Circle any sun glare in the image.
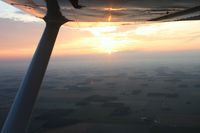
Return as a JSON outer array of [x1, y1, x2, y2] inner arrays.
[[78, 22, 196, 55], [134, 25, 158, 36], [108, 15, 112, 22], [83, 26, 119, 54], [98, 37, 116, 54]]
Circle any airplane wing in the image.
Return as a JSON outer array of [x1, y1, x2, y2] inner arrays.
[[149, 5, 200, 21], [2, 0, 200, 23]]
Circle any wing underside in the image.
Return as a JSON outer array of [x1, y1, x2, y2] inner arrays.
[[2, 0, 200, 22]]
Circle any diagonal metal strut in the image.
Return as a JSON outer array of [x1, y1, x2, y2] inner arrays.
[[1, 1, 68, 133]]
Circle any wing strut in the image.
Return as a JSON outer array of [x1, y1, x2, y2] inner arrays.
[[1, 0, 68, 133]]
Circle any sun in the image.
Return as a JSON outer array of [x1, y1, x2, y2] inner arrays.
[[83, 26, 118, 54], [98, 37, 116, 54]]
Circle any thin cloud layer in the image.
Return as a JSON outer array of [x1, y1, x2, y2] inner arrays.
[[0, 1, 41, 22]]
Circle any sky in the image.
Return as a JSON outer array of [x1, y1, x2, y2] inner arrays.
[[1, 1, 200, 60]]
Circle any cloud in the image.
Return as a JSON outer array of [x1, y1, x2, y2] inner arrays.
[[0, 1, 41, 22], [0, 11, 42, 22]]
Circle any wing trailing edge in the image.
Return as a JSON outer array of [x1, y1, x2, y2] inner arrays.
[[149, 5, 200, 21]]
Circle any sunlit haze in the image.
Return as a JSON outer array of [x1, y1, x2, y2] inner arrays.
[[1, 1, 200, 59]]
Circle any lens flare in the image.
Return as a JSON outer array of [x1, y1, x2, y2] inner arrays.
[[108, 15, 112, 22]]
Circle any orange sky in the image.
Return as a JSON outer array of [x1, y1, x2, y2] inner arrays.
[[1, 20, 200, 59], [1, 1, 200, 59]]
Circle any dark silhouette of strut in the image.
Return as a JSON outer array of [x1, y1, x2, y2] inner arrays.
[[1, 0, 68, 133]]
